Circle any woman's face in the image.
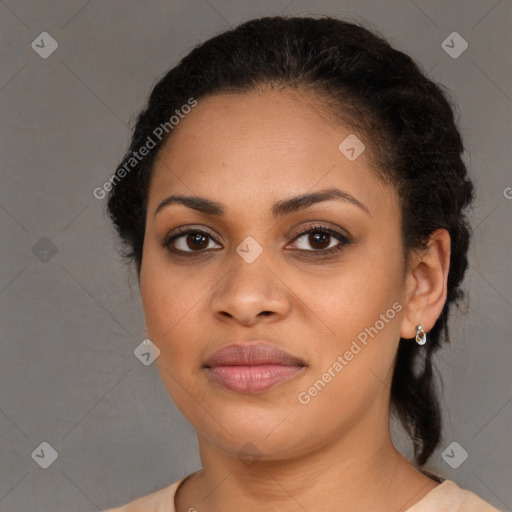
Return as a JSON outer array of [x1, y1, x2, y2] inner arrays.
[[140, 88, 413, 462]]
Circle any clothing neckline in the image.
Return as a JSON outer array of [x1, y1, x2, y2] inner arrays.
[[419, 467, 446, 483], [404, 479, 454, 511], [173, 469, 201, 509], [172, 469, 449, 511]]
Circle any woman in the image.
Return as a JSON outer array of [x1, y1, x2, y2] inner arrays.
[[105, 15, 499, 512]]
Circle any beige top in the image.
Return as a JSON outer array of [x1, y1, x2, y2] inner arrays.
[[105, 473, 501, 511]]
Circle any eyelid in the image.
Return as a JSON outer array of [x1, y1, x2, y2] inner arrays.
[[289, 222, 351, 242], [286, 224, 351, 252], [161, 225, 221, 250], [161, 223, 351, 255]]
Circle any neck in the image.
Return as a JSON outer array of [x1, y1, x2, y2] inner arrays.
[[175, 415, 439, 512]]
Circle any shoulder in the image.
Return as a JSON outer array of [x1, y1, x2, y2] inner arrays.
[[407, 479, 501, 512], [104, 478, 183, 512], [456, 483, 502, 512]]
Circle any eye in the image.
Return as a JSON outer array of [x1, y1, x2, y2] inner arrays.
[[162, 224, 351, 256], [288, 224, 350, 255], [162, 226, 222, 253]]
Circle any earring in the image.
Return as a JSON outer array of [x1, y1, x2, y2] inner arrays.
[[415, 324, 427, 345]]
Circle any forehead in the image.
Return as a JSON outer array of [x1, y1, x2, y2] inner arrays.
[[148, 89, 396, 219]]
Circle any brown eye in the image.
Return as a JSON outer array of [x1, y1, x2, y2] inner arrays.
[[289, 225, 350, 254], [162, 228, 222, 254], [185, 232, 209, 250], [307, 231, 331, 250]]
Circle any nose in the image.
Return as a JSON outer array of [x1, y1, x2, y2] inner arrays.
[[210, 249, 291, 326]]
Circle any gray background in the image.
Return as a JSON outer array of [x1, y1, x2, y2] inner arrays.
[[0, 0, 511, 510]]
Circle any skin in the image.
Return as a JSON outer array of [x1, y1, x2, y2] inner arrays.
[[139, 87, 451, 512]]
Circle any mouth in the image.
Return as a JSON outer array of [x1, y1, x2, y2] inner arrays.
[[203, 342, 306, 394]]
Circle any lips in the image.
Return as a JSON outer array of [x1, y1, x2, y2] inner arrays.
[[203, 342, 306, 394], [203, 342, 305, 367]]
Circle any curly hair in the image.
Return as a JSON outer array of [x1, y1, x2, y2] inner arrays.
[[106, 15, 474, 466]]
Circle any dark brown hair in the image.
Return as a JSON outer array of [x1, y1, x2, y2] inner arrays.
[[106, 15, 474, 465]]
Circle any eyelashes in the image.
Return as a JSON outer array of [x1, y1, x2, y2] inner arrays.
[[290, 224, 351, 254], [161, 224, 351, 258], [162, 227, 219, 254]]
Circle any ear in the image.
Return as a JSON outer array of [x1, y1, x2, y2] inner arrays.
[[399, 228, 451, 340]]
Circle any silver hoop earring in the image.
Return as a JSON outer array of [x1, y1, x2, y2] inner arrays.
[[415, 324, 427, 345]]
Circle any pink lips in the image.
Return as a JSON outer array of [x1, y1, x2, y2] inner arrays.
[[203, 342, 306, 394]]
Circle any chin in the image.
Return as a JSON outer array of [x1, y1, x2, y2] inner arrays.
[[194, 412, 308, 458]]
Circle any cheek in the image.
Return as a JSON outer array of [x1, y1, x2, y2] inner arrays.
[[302, 244, 404, 397], [297, 276, 402, 429], [139, 251, 215, 375], [308, 248, 403, 338], [140, 263, 206, 411], [140, 257, 185, 351], [141, 248, 198, 330]]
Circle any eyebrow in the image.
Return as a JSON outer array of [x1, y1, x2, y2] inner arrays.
[[153, 187, 370, 219]]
